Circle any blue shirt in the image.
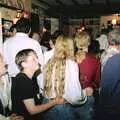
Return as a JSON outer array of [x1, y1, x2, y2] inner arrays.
[[100, 54, 120, 113]]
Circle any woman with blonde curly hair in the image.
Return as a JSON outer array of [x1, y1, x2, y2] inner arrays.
[[75, 31, 101, 120], [43, 35, 86, 120]]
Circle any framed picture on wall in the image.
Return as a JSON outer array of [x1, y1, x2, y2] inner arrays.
[[2, 0, 24, 9], [2, 18, 13, 41], [16, 0, 24, 10], [0, 0, 7, 4]]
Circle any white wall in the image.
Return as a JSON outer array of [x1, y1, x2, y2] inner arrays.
[[0, 7, 16, 21]]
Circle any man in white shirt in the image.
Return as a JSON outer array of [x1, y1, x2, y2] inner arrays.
[[96, 29, 109, 51], [3, 17, 44, 80]]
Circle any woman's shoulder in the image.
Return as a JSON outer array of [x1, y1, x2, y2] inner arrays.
[[66, 58, 78, 67]]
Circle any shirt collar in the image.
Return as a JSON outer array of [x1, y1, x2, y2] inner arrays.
[[15, 32, 29, 37]]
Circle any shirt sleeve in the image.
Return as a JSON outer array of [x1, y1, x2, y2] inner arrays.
[[34, 41, 44, 66], [64, 59, 87, 105]]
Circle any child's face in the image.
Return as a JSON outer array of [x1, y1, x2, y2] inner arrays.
[[24, 52, 40, 72], [0, 57, 7, 77]]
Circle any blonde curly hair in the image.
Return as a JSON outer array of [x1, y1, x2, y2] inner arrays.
[[75, 31, 90, 53], [44, 35, 74, 97]]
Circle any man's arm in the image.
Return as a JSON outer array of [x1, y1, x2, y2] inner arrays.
[[23, 97, 64, 115]]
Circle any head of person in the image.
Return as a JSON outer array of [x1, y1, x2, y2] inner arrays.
[[65, 36, 75, 58], [15, 49, 40, 75], [44, 35, 74, 97], [15, 17, 31, 34], [0, 54, 7, 78], [88, 40, 100, 54], [108, 28, 120, 46], [49, 30, 63, 49], [54, 35, 75, 59], [8, 24, 16, 37], [74, 31, 91, 53], [100, 29, 108, 35]]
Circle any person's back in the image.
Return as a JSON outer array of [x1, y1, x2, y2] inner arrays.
[[3, 18, 43, 77], [99, 54, 120, 120], [100, 28, 120, 72]]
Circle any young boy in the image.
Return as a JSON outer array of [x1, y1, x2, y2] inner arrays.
[[11, 49, 64, 120]]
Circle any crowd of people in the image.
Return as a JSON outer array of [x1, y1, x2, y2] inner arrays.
[[0, 17, 120, 120]]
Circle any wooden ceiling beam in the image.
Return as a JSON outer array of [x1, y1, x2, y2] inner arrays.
[[89, 0, 93, 5], [38, 0, 51, 7], [106, 0, 110, 6], [55, 0, 66, 6], [71, 0, 80, 6]]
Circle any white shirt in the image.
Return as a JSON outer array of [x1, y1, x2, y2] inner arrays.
[[44, 48, 54, 65], [96, 34, 109, 50], [44, 59, 87, 105], [3, 33, 44, 77]]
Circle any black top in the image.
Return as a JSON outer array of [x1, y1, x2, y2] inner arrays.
[[11, 73, 42, 119]]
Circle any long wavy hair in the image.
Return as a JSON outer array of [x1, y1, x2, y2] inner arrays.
[[44, 35, 74, 97]]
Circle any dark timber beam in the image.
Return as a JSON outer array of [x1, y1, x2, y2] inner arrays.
[[38, 0, 51, 7], [55, 0, 66, 7], [106, 0, 110, 7], [0, 3, 21, 10], [71, 0, 80, 6], [89, 0, 93, 5]]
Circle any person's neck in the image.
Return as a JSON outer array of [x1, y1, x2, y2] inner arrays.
[[22, 69, 34, 79]]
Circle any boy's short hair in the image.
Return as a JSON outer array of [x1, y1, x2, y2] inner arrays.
[[15, 49, 36, 71]]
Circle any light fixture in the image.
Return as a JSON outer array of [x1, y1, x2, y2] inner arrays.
[[16, 10, 23, 18], [112, 19, 117, 25], [13, 10, 23, 24]]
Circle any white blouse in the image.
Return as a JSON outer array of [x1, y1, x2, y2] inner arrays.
[[44, 59, 87, 105]]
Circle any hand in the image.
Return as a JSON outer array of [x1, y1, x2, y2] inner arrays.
[[85, 87, 93, 96], [10, 114, 24, 120], [50, 97, 64, 105], [55, 97, 64, 104]]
